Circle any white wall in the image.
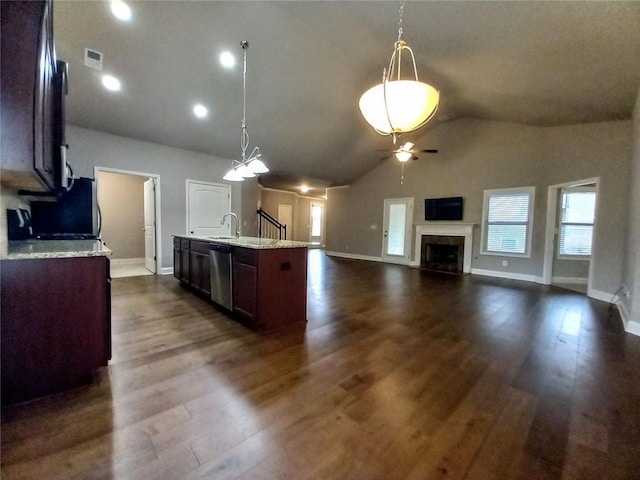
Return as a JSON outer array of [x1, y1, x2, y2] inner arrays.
[[66, 126, 249, 271], [621, 88, 640, 332], [326, 118, 633, 298]]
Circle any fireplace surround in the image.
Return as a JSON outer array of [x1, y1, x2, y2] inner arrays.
[[413, 223, 474, 273], [422, 235, 465, 273]]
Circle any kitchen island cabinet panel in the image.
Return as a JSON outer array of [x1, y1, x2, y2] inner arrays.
[[257, 247, 307, 332], [233, 261, 258, 321], [0, 255, 111, 405], [233, 246, 307, 333]]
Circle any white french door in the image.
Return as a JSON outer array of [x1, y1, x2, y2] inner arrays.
[[382, 198, 413, 265], [186, 180, 231, 237]]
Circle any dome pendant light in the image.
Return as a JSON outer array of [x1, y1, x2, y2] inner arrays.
[[223, 41, 269, 182], [359, 2, 439, 142]]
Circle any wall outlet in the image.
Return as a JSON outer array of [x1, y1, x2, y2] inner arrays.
[[371, 224, 377, 230], [502, 260, 508, 267]]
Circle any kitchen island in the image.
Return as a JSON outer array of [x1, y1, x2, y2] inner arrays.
[[173, 235, 309, 333], [1, 240, 112, 404]]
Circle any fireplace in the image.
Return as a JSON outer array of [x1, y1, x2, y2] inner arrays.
[[421, 235, 464, 274], [413, 223, 475, 273]]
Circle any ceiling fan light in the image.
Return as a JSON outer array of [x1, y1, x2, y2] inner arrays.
[[395, 150, 413, 162], [359, 80, 439, 135], [223, 168, 245, 182], [401, 141, 415, 150], [247, 158, 269, 174]]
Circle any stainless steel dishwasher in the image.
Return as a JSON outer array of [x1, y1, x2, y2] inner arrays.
[[209, 244, 233, 310]]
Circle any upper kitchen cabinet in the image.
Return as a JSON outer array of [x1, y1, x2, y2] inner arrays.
[[1, 0, 68, 193]]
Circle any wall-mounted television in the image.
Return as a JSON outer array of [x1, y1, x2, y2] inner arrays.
[[425, 196, 463, 221]]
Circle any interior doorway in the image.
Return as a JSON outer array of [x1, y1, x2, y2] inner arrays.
[[543, 177, 599, 295], [382, 197, 413, 265], [95, 167, 161, 278]]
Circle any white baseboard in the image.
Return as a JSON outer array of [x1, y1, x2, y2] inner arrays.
[[626, 320, 640, 336], [160, 267, 174, 275], [110, 257, 145, 266], [586, 287, 613, 303], [552, 276, 588, 285], [470, 268, 544, 284], [325, 251, 384, 263], [615, 300, 640, 336]]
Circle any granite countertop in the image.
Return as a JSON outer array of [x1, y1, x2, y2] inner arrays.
[[2, 239, 112, 260], [177, 235, 310, 250]]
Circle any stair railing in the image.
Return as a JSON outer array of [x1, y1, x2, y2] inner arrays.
[[257, 208, 287, 240]]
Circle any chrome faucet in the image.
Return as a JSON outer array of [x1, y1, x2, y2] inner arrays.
[[221, 213, 240, 238]]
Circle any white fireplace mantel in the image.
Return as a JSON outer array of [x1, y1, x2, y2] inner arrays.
[[413, 222, 475, 273]]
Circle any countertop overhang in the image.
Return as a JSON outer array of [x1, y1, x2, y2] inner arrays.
[[176, 235, 310, 250], [2, 240, 112, 260]]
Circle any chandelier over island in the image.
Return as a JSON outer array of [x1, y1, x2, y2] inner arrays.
[[359, 2, 439, 142], [223, 40, 269, 182]]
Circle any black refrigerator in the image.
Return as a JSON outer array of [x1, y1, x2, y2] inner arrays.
[[31, 177, 100, 239]]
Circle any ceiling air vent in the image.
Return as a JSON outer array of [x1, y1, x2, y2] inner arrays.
[[84, 48, 103, 70]]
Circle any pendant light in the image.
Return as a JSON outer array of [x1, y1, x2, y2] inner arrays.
[[359, 2, 439, 141], [223, 41, 269, 182]]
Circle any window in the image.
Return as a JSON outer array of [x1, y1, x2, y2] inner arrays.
[[482, 186, 535, 257], [558, 188, 596, 257]]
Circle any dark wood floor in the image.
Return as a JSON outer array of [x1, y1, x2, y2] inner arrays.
[[2, 250, 640, 479]]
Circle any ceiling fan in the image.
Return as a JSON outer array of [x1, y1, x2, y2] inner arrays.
[[378, 140, 439, 184], [379, 142, 438, 162]]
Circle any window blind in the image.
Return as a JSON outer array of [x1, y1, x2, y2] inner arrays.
[[485, 191, 531, 254]]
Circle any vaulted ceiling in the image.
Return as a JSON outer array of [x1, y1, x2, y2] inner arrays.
[[53, 1, 640, 195]]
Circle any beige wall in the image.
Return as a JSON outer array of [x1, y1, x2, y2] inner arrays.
[[97, 171, 146, 260], [622, 89, 640, 328], [66, 126, 247, 271], [326, 118, 632, 297]]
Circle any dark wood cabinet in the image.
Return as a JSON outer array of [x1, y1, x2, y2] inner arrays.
[[0, 0, 66, 192], [190, 241, 212, 295], [173, 237, 191, 284], [174, 236, 308, 333], [233, 246, 307, 333], [233, 253, 259, 320], [173, 238, 212, 296], [0, 256, 111, 405]]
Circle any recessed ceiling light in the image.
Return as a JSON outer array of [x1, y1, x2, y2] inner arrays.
[[219, 51, 235, 69], [102, 75, 121, 92], [193, 104, 208, 119], [110, 1, 132, 21], [300, 185, 310, 193]]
